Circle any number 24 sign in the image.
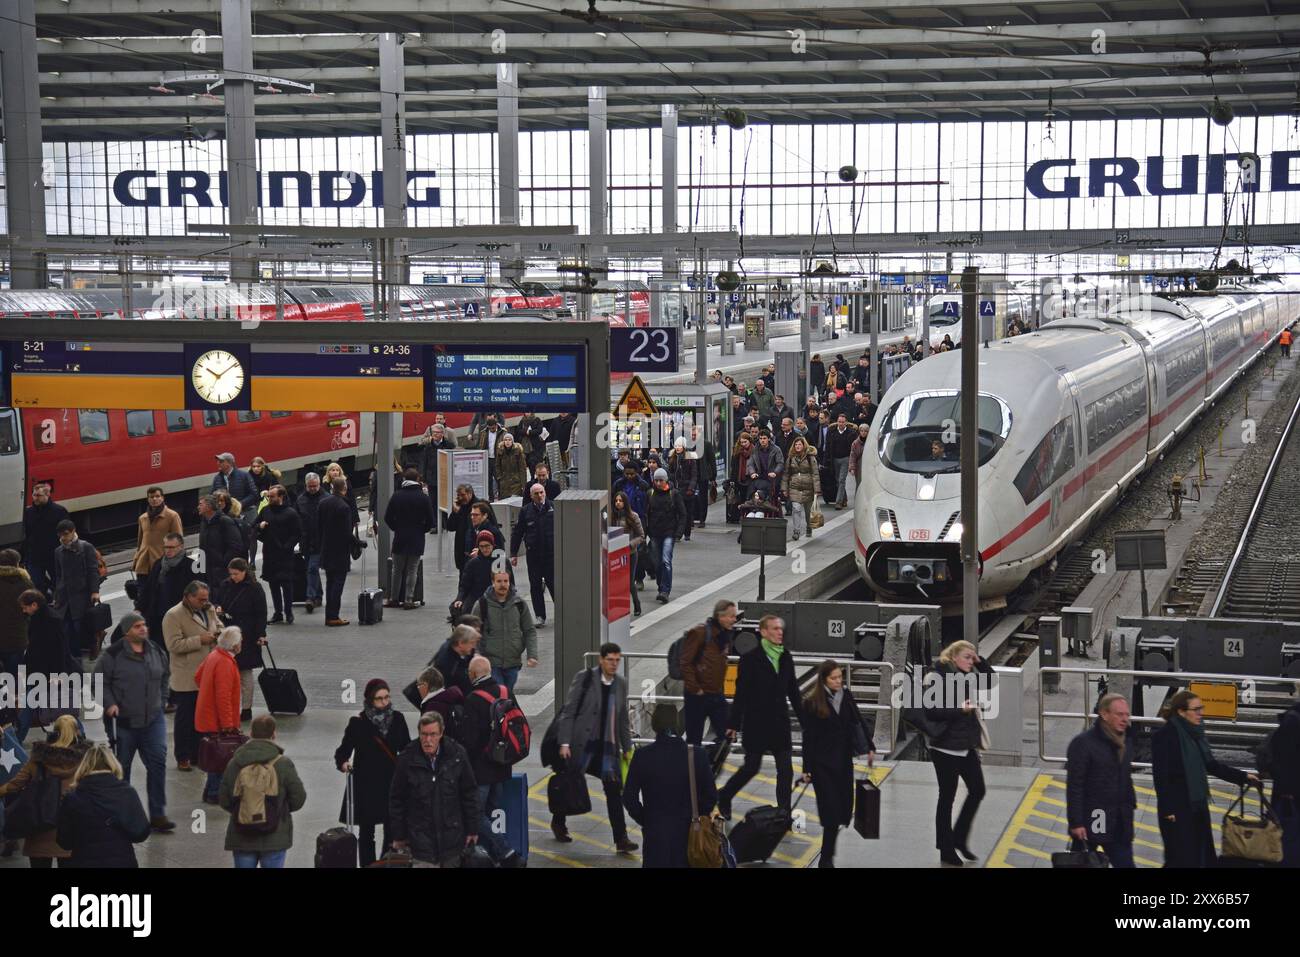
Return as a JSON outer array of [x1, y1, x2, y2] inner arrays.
[[610, 327, 678, 374]]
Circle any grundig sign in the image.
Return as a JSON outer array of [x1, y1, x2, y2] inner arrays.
[[111, 169, 441, 208], [1026, 151, 1300, 199]]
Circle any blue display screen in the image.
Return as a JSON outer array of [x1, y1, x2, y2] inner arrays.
[[427, 344, 586, 412]]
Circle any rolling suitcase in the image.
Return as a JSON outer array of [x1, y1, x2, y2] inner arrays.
[[728, 783, 806, 864], [358, 555, 384, 625], [498, 772, 529, 861], [258, 639, 307, 715], [387, 556, 425, 606], [315, 771, 359, 868]]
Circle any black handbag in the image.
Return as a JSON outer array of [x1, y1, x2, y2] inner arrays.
[[547, 767, 592, 816], [83, 601, 113, 635], [349, 535, 366, 561], [853, 777, 881, 839], [124, 576, 140, 603], [3, 765, 62, 839], [1051, 839, 1110, 869]]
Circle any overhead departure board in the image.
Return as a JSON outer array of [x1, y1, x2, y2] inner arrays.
[[428, 344, 586, 412], [250, 343, 426, 411], [10, 340, 185, 408]]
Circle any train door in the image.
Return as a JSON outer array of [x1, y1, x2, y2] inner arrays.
[[0, 409, 26, 543]]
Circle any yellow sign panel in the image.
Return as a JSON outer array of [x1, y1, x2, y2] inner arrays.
[[251, 377, 424, 412], [1117, 254, 1131, 268], [11, 374, 183, 410], [614, 374, 657, 416], [1188, 682, 1238, 720]]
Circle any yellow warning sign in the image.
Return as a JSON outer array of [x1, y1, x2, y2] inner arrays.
[[1117, 254, 1131, 268], [614, 374, 657, 416], [1188, 682, 1238, 720]]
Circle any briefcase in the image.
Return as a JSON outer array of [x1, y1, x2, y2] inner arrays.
[[197, 731, 248, 775], [547, 767, 592, 816], [853, 777, 881, 839], [84, 601, 113, 635]]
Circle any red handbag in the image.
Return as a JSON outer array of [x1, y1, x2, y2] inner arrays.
[[198, 732, 248, 774]]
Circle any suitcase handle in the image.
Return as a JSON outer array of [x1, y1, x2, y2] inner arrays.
[[262, 638, 277, 671], [345, 768, 355, 832], [791, 780, 811, 810]]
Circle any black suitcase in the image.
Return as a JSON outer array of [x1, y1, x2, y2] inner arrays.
[[358, 588, 384, 625], [258, 640, 307, 715], [316, 772, 358, 868], [291, 552, 308, 605], [387, 556, 425, 606], [728, 783, 806, 864]]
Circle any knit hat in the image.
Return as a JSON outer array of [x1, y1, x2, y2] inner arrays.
[[476, 530, 497, 545], [119, 611, 145, 634], [363, 678, 390, 704], [653, 468, 668, 483]]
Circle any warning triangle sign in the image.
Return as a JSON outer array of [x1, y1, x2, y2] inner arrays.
[[615, 375, 657, 416]]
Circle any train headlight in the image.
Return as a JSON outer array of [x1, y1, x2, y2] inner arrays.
[[945, 522, 963, 543], [918, 482, 935, 501], [875, 508, 894, 540]]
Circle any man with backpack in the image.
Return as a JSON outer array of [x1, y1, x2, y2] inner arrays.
[[460, 657, 527, 868], [677, 600, 739, 748], [477, 571, 538, 695], [550, 644, 637, 854], [218, 714, 307, 868]]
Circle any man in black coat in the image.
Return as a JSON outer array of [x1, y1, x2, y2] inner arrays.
[[433, 624, 482, 696], [509, 484, 556, 626], [458, 501, 503, 570], [256, 485, 302, 625], [717, 615, 802, 819], [826, 413, 857, 509], [384, 468, 435, 609], [139, 532, 195, 656], [459, 657, 525, 866], [644, 469, 689, 605], [197, 495, 244, 586], [294, 473, 325, 613], [52, 519, 101, 661], [1271, 697, 1300, 867], [318, 477, 356, 626], [1066, 693, 1137, 868], [389, 712, 480, 868], [210, 452, 260, 512], [416, 422, 457, 530], [623, 704, 716, 869], [22, 482, 69, 598], [531, 462, 563, 501]]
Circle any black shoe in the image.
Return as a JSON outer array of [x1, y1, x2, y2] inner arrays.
[[698, 521, 707, 528], [634, 608, 642, 617], [268, 614, 285, 624], [151, 817, 177, 833], [500, 852, 527, 868], [285, 616, 294, 625], [956, 844, 979, 862], [939, 850, 964, 867], [615, 838, 639, 854], [240, 708, 252, 721], [717, 794, 732, 821], [656, 594, 669, 604], [551, 818, 572, 843]]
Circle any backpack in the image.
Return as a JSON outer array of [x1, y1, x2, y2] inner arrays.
[[233, 755, 285, 833], [667, 627, 709, 682], [473, 687, 531, 766], [443, 701, 468, 743]]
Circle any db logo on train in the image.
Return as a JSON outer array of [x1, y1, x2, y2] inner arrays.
[[908, 529, 931, 541]]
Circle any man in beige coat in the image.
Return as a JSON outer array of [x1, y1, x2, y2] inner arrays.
[[132, 487, 184, 577], [163, 580, 220, 771]]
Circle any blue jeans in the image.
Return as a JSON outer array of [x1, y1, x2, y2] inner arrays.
[[492, 666, 520, 696], [305, 554, 323, 603], [684, 692, 730, 746], [204, 771, 221, 801], [477, 782, 513, 862], [61, 612, 84, 660], [233, 850, 287, 869], [115, 710, 168, 819], [651, 536, 675, 596]]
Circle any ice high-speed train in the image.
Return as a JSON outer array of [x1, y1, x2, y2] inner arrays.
[[855, 277, 1300, 609]]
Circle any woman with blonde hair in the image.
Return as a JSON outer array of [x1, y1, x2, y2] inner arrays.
[[0, 715, 88, 867], [55, 744, 152, 868], [324, 461, 360, 525], [924, 639, 995, 866]]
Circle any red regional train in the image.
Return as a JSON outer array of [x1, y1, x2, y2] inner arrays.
[[0, 282, 568, 543]]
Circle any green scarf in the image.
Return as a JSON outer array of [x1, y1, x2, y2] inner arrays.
[[1172, 714, 1212, 806], [760, 638, 783, 673]]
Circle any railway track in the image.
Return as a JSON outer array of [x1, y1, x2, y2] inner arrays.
[[1209, 388, 1300, 619]]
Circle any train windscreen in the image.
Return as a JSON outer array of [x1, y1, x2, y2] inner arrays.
[[876, 390, 1012, 475]]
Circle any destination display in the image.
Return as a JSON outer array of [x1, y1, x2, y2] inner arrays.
[[250, 343, 426, 411], [11, 340, 185, 408], [428, 345, 586, 412]]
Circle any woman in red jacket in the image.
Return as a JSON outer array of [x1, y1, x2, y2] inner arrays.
[[195, 626, 244, 804]]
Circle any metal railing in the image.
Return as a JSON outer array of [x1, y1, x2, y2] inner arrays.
[[580, 650, 897, 754], [1038, 665, 1292, 767]]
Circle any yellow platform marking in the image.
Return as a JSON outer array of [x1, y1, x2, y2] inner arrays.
[[529, 847, 589, 868]]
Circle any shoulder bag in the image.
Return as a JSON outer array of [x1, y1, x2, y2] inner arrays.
[[686, 744, 726, 868], [1220, 784, 1284, 864]]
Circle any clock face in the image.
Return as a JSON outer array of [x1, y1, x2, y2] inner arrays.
[[191, 349, 246, 404]]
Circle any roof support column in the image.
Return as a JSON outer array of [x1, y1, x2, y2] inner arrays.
[[221, 0, 259, 284], [661, 104, 679, 281], [497, 63, 522, 280], [1, 0, 48, 288], [588, 86, 608, 270]]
